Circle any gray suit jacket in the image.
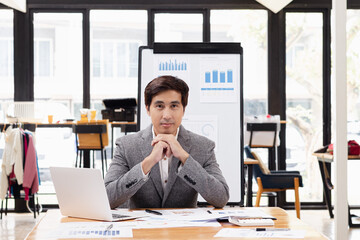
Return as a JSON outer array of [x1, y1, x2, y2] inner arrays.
[[104, 125, 229, 209]]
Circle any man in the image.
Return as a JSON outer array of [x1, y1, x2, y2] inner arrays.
[[105, 75, 229, 209]]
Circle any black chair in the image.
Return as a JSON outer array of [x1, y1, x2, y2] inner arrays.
[[73, 124, 108, 178], [1, 193, 40, 219], [244, 146, 303, 219]]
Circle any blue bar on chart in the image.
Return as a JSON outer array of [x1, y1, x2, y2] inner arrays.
[[220, 72, 226, 83], [204, 69, 234, 84], [205, 72, 211, 83], [212, 70, 218, 83], [227, 70, 233, 83], [158, 59, 187, 71], [182, 62, 186, 70]]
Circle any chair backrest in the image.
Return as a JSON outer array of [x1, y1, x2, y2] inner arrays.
[[251, 151, 271, 175], [246, 122, 277, 148], [244, 146, 270, 179], [73, 122, 108, 149]]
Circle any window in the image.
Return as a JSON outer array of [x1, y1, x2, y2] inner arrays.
[[33, 13, 83, 118], [286, 44, 305, 68], [92, 41, 140, 78], [286, 12, 323, 202], [154, 13, 203, 42], [34, 39, 52, 77], [0, 9, 14, 108], [210, 10, 268, 117], [0, 39, 13, 77], [90, 10, 147, 118]]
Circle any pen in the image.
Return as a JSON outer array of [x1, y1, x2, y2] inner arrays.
[[145, 209, 163, 215], [207, 210, 212, 214], [104, 224, 113, 234], [234, 216, 277, 220], [256, 228, 290, 231]]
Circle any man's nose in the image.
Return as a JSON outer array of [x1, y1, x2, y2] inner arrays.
[[162, 107, 172, 119]]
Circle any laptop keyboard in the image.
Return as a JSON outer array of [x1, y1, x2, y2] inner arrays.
[[112, 214, 130, 219]]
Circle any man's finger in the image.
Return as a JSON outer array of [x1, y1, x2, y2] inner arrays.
[[165, 143, 172, 157]]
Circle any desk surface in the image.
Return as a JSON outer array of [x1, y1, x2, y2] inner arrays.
[[25, 207, 326, 240]]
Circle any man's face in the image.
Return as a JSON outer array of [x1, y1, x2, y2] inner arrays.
[[146, 90, 185, 135]]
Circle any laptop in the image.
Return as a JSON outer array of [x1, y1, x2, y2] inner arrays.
[[50, 166, 143, 221]]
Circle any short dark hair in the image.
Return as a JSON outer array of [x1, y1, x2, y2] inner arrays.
[[144, 75, 189, 109]]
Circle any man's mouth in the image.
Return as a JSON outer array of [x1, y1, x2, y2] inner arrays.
[[160, 122, 174, 128]]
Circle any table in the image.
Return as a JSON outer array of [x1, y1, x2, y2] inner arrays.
[[244, 159, 258, 207], [313, 152, 360, 227], [39, 122, 137, 167], [25, 207, 326, 240], [1, 122, 137, 168]]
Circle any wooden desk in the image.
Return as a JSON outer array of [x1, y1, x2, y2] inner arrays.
[[25, 207, 326, 240], [313, 153, 360, 227], [244, 159, 259, 207]]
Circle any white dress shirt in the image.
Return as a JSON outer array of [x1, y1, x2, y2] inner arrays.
[[141, 127, 180, 190]]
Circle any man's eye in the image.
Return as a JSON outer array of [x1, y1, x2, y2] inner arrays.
[[155, 104, 164, 109], [171, 104, 179, 108]]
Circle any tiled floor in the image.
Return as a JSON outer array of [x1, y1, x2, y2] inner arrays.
[[287, 209, 360, 240], [1, 209, 360, 239], [0, 212, 42, 240]]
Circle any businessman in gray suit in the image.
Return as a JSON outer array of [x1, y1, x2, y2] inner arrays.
[[105, 75, 229, 209]]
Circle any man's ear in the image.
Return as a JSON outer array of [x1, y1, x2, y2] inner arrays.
[[146, 105, 150, 116]]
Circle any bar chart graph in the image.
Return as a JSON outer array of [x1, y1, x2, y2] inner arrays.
[[204, 69, 233, 84], [199, 55, 238, 103], [158, 59, 187, 71]]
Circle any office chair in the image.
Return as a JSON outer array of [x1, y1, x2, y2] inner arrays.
[[73, 122, 109, 178], [244, 146, 303, 219]]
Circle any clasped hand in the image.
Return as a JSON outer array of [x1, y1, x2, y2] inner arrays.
[[142, 134, 189, 174], [151, 134, 189, 164]]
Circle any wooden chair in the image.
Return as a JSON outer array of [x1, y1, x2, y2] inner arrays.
[[244, 146, 303, 219], [73, 121, 109, 178]]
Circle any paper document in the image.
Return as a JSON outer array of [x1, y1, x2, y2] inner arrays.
[[229, 216, 274, 226], [47, 222, 133, 238], [214, 228, 306, 238], [135, 208, 275, 221], [135, 219, 221, 229], [136, 208, 222, 221], [210, 208, 276, 219], [112, 209, 149, 219]]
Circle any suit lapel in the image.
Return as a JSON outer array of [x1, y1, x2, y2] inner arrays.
[[163, 125, 191, 204], [140, 126, 164, 198]]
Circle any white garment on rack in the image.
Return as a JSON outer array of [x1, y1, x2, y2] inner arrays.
[[0, 127, 24, 200]]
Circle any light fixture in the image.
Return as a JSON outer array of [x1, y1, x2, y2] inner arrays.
[[255, 0, 293, 14], [0, 0, 26, 13]]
